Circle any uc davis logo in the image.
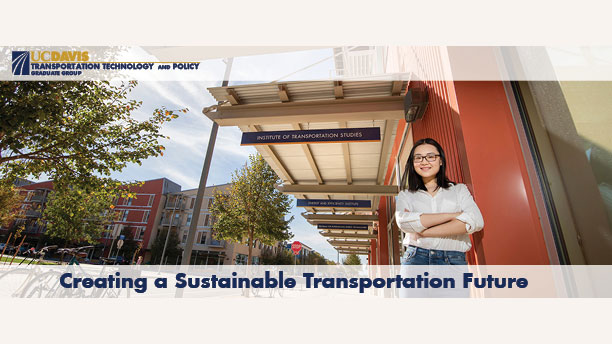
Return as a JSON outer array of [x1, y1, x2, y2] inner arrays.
[[12, 51, 30, 75]]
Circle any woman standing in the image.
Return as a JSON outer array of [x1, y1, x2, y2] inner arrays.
[[396, 138, 484, 266]]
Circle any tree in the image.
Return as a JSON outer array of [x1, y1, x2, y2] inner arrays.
[[343, 254, 362, 265], [0, 179, 25, 228], [42, 181, 118, 244], [0, 81, 185, 187], [305, 251, 328, 265], [150, 228, 182, 264], [210, 154, 293, 265], [260, 246, 294, 265], [0, 80, 185, 243]]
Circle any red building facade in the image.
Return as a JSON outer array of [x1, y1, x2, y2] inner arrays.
[[1, 178, 180, 260]]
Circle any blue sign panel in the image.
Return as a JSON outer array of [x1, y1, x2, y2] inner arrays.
[[241, 127, 381, 146], [317, 223, 369, 230], [297, 199, 371, 208]]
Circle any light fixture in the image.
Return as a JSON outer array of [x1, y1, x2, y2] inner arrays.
[[404, 83, 429, 122]]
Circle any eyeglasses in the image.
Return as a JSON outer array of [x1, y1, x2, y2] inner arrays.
[[413, 153, 440, 163]]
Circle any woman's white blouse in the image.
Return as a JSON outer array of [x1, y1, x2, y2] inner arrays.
[[395, 183, 484, 252]]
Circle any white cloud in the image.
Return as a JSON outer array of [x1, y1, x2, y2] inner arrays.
[[158, 165, 200, 190]]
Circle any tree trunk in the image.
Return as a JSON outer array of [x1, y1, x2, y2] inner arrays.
[[247, 229, 253, 265]]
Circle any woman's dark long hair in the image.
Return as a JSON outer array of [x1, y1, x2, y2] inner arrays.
[[401, 138, 453, 192]]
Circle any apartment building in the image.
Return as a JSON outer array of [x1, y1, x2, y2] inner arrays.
[[100, 178, 181, 259], [1, 180, 54, 243], [0, 178, 181, 259], [152, 184, 285, 265]]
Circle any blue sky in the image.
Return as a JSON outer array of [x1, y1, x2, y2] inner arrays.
[[106, 47, 357, 263]]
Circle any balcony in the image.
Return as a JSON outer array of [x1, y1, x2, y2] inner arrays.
[[209, 239, 225, 248], [161, 218, 181, 226], [164, 199, 185, 210], [24, 224, 45, 234], [191, 238, 225, 249], [30, 194, 47, 203], [25, 209, 42, 217]]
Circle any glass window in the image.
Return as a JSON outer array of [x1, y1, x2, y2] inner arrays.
[[557, 81, 612, 224], [134, 226, 146, 241], [121, 210, 129, 222], [197, 231, 207, 245], [148, 195, 155, 207], [235, 253, 248, 265], [186, 213, 192, 226], [518, 79, 612, 263], [142, 210, 150, 223]]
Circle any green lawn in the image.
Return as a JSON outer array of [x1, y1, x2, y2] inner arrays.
[[0, 255, 59, 265]]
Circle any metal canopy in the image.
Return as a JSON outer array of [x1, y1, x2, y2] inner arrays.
[[320, 232, 377, 239], [277, 184, 398, 197], [328, 240, 372, 247], [338, 250, 371, 255], [208, 96, 404, 126], [207, 80, 408, 107], [302, 213, 378, 223], [205, 80, 406, 257]]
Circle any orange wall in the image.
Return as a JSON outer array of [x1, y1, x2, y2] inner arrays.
[[450, 81, 550, 264]]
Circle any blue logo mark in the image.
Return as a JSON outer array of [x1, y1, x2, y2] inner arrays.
[[12, 51, 30, 75]]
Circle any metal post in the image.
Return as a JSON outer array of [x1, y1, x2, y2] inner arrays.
[[107, 234, 116, 259], [160, 194, 180, 264], [181, 57, 233, 266]]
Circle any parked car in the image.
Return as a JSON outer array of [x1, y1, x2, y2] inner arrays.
[[0, 244, 14, 254], [17, 246, 28, 255]]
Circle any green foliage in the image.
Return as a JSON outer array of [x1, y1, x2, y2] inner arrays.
[[210, 154, 293, 265], [42, 180, 118, 244], [150, 228, 182, 264], [342, 254, 362, 265], [0, 178, 25, 227], [0, 80, 186, 243], [305, 251, 328, 265], [0, 81, 186, 188], [260, 247, 294, 265]]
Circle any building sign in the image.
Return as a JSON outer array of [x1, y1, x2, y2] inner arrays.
[[317, 224, 369, 230], [240, 127, 381, 146], [297, 199, 371, 208]]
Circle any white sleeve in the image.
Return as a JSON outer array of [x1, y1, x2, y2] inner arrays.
[[394, 191, 426, 233], [455, 184, 484, 234]]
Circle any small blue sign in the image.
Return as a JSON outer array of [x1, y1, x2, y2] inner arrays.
[[297, 199, 371, 208], [241, 127, 380, 146], [317, 223, 369, 230], [119, 235, 125, 240]]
